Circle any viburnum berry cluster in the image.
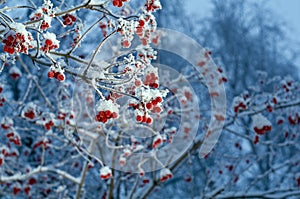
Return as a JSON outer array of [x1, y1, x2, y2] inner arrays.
[[159, 168, 173, 182], [100, 166, 112, 180], [29, 0, 55, 30], [145, 0, 162, 12], [130, 87, 167, 124], [152, 134, 162, 148], [62, 14, 77, 26], [48, 68, 65, 82], [95, 99, 119, 123], [252, 113, 272, 135], [233, 96, 247, 113], [9, 66, 22, 80], [2, 23, 33, 54], [21, 102, 38, 120], [1, 117, 13, 130], [40, 32, 60, 52]]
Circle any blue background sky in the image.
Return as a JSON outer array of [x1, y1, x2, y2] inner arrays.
[[185, 0, 300, 66], [186, 0, 300, 40]]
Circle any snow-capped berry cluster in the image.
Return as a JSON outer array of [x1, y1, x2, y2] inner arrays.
[[136, 45, 157, 64], [95, 99, 119, 123], [1, 117, 13, 130], [41, 32, 60, 52], [144, 71, 159, 88], [100, 166, 112, 180], [6, 131, 22, 146], [131, 87, 167, 124], [112, 0, 130, 7], [117, 18, 138, 48], [287, 113, 300, 125], [159, 168, 173, 182], [145, 0, 162, 13], [233, 96, 247, 113], [252, 113, 272, 135], [62, 14, 77, 26], [29, 0, 55, 31], [152, 134, 162, 148], [2, 23, 33, 54], [21, 103, 38, 120], [9, 66, 22, 80], [48, 68, 65, 82], [135, 13, 158, 45]]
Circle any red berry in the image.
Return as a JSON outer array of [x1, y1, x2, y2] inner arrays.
[[45, 39, 53, 46], [56, 73, 65, 81], [111, 112, 118, 118], [146, 117, 152, 124], [105, 110, 112, 118], [139, 20, 145, 27], [146, 102, 152, 109], [48, 71, 55, 78], [136, 115, 142, 122], [156, 97, 162, 103]]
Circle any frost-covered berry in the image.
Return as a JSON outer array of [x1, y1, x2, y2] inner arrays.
[[95, 99, 119, 123], [152, 134, 162, 148], [252, 113, 272, 135], [41, 32, 60, 52], [21, 102, 38, 120], [1, 117, 13, 130], [100, 166, 112, 180], [2, 23, 33, 55], [233, 96, 247, 113], [145, 0, 162, 12], [62, 14, 77, 26], [159, 168, 173, 182], [9, 66, 22, 80]]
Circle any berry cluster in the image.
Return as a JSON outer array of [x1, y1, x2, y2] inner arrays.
[[1, 117, 13, 130], [144, 72, 159, 88], [136, 114, 153, 124], [9, 66, 22, 80], [233, 96, 247, 113], [23, 110, 36, 120], [2, 25, 33, 54], [48, 69, 65, 82], [100, 166, 112, 180], [21, 103, 38, 120], [6, 131, 22, 146], [159, 168, 173, 182], [112, 0, 129, 7], [41, 39, 59, 52], [62, 14, 77, 26], [41, 32, 60, 52], [152, 134, 162, 148], [145, 0, 162, 12], [145, 96, 163, 113], [95, 110, 118, 123], [252, 114, 272, 135], [44, 120, 54, 130], [288, 114, 300, 125], [95, 100, 119, 123]]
